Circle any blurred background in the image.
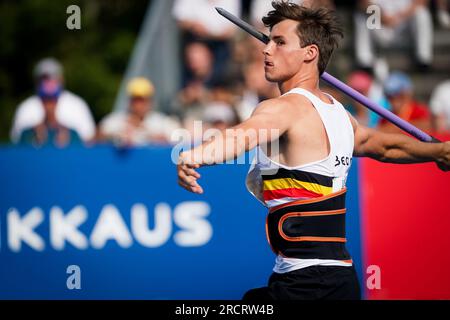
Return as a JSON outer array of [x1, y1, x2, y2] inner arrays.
[[0, 0, 449, 299]]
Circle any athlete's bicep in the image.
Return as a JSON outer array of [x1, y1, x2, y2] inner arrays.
[[233, 99, 294, 147], [348, 112, 388, 158]]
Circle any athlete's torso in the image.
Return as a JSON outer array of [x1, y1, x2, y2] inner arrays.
[[246, 87, 355, 273]]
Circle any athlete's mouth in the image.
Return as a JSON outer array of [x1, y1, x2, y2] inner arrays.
[[264, 61, 274, 68]]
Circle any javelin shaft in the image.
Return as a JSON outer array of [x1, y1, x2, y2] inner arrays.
[[215, 7, 438, 143]]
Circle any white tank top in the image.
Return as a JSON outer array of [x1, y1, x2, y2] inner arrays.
[[246, 87, 355, 273]]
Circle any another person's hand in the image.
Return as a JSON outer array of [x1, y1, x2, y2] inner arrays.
[[177, 151, 204, 194]]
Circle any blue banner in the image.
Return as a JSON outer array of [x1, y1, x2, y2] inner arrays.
[[0, 146, 362, 299]]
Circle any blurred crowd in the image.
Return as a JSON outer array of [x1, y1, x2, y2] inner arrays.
[[10, 0, 450, 148]]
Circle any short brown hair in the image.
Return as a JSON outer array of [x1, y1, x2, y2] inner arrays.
[[262, 1, 343, 75]]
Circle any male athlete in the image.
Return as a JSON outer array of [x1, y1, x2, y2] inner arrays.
[[177, 2, 450, 300]]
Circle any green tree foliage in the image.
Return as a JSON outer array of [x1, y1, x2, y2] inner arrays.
[[0, 0, 150, 143]]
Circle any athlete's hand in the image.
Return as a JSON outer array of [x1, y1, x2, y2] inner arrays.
[[177, 151, 204, 194], [436, 141, 450, 172]]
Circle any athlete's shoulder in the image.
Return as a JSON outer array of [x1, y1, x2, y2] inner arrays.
[[278, 91, 313, 107], [253, 94, 311, 116]]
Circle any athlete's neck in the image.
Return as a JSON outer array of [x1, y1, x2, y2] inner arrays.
[[278, 70, 320, 96], [278, 64, 320, 94], [278, 71, 333, 104]]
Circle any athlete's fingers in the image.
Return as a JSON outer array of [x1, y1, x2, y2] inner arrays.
[[186, 163, 201, 169], [436, 141, 450, 172], [178, 163, 201, 181], [178, 163, 200, 177], [192, 184, 204, 194], [177, 165, 188, 181], [177, 162, 203, 194], [178, 168, 200, 188], [190, 181, 204, 194], [185, 176, 200, 187], [178, 178, 195, 191], [437, 161, 450, 172], [178, 179, 194, 192], [178, 165, 193, 180], [179, 168, 198, 185], [178, 178, 203, 194], [183, 167, 201, 179]]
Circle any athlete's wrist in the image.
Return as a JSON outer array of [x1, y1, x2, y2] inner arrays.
[[178, 150, 205, 167], [435, 141, 450, 165]]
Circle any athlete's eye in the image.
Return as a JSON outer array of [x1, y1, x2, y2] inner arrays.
[[276, 40, 285, 46]]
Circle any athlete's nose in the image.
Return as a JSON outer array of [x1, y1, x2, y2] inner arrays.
[[263, 41, 273, 56]]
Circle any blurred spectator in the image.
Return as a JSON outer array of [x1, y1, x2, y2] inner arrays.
[[18, 79, 82, 147], [202, 77, 239, 136], [235, 60, 279, 121], [429, 80, 450, 132], [98, 77, 180, 146], [174, 42, 215, 125], [347, 70, 391, 128], [173, 0, 240, 40], [182, 42, 215, 88], [379, 71, 431, 132], [203, 102, 237, 131], [178, 72, 239, 139], [436, 0, 450, 28], [354, 0, 433, 72], [11, 57, 96, 144], [172, 0, 241, 81]]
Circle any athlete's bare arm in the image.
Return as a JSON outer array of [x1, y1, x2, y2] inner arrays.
[[177, 96, 298, 194], [349, 113, 450, 171]]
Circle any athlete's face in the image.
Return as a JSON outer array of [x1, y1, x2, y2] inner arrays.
[[263, 19, 310, 82]]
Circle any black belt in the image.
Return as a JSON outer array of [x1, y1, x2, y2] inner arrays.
[[265, 188, 352, 261]]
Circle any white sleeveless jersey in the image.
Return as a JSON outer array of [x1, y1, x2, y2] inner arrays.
[[246, 88, 355, 273]]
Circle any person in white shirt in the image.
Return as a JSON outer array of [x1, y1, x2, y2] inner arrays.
[[354, 0, 433, 71], [173, 0, 241, 87], [99, 77, 180, 146], [172, 0, 241, 40], [10, 57, 96, 143], [430, 80, 450, 132]]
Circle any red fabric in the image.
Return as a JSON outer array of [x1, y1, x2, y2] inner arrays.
[[408, 101, 430, 121], [360, 134, 450, 299], [263, 188, 322, 201], [381, 100, 430, 124]]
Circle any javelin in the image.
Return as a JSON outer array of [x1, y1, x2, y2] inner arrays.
[[215, 7, 439, 143]]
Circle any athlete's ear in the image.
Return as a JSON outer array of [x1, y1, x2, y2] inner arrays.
[[304, 44, 319, 63]]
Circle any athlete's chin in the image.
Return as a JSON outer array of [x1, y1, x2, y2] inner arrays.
[[264, 72, 279, 83]]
